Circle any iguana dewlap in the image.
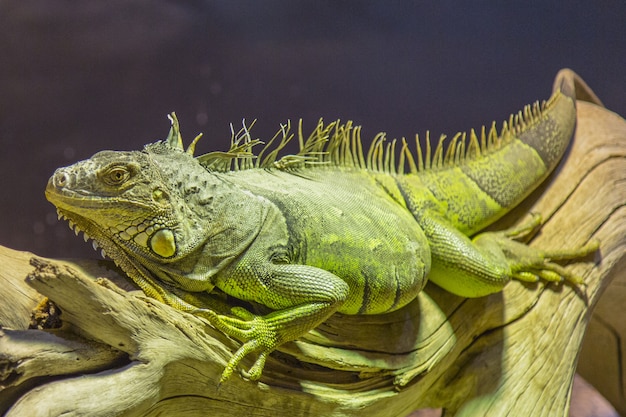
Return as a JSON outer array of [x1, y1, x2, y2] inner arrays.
[[45, 69, 598, 383]]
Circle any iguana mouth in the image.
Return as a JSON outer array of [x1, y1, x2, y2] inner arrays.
[[46, 184, 153, 211]]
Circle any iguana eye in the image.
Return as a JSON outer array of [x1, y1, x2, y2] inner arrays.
[[102, 166, 131, 186]]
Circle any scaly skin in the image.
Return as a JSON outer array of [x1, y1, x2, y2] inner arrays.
[[46, 69, 598, 383]]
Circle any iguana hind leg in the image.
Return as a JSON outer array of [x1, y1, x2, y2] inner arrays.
[[417, 213, 597, 298]]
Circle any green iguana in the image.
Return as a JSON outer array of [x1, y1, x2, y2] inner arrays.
[[45, 69, 598, 383]]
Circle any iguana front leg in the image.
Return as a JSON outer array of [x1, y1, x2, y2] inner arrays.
[[419, 213, 597, 297], [195, 264, 350, 382]]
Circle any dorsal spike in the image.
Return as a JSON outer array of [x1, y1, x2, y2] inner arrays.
[[386, 140, 397, 174], [375, 134, 385, 171], [404, 137, 418, 174], [383, 141, 391, 173], [255, 121, 282, 167], [415, 133, 424, 172], [499, 120, 509, 148], [297, 118, 333, 166], [166, 113, 184, 150], [457, 132, 466, 163], [354, 126, 366, 169], [425, 131, 432, 170], [336, 123, 345, 166], [533, 101, 541, 117], [297, 119, 305, 151], [444, 133, 461, 166], [330, 123, 344, 165], [398, 138, 407, 174], [515, 110, 526, 133], [342, 122, 354, 166], [260, 122, 293, 167], [481, 124, 489, 152], [186, 133, 204, 156], [433, 134, 446, 168], [468, 128, 480, 159]]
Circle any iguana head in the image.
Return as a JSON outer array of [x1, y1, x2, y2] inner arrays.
[[47, 148, 184, 259], [45, 114, 255, 293]]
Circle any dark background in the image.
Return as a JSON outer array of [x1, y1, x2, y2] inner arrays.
[[1, 1, 625, 259]]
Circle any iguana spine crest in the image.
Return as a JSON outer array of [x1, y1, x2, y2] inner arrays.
[[162, 94, 555, 175]]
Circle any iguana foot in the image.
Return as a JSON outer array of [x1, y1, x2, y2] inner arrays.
[[476, 215, 599, 285], [194, 306, 279, 383], [510, 240, 599, 284]]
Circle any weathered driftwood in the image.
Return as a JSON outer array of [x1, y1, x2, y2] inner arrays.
[[1, 98, 625, 417]]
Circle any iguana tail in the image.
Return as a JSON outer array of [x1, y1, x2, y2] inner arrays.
[[395, 69, 601, 235]]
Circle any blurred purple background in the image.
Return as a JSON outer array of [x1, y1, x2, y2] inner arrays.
[[1, 1, 624, 260]]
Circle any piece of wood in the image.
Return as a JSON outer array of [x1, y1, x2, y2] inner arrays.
[[0, 98, 624, 416], [573, 102, 626, 416]]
